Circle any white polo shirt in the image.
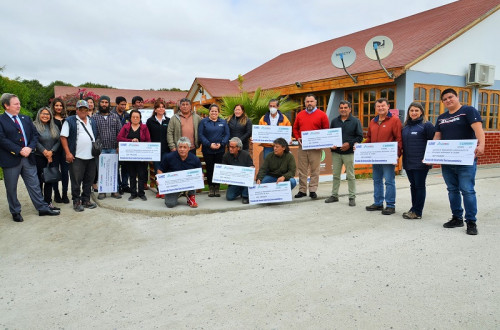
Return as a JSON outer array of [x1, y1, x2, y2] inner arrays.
[[61, 117, 95, 160]]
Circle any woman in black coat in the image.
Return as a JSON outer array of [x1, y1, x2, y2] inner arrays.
[[401, 102, 435, 220], [146, 99, 170, 198], [227, 104, 252, 151]]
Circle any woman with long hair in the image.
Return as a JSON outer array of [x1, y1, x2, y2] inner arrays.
[[50, 98, 70, 203], [147, 99, 170, 198], [227, 104, 252, 151], [34, 107, 61, 209], [401, 102, 435, 219]]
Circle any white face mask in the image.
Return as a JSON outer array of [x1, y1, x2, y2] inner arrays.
[[269, 107, 278, 115]]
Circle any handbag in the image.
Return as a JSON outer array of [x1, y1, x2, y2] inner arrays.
[[79, 120, 102, 157], [42, 163, 61, 183]]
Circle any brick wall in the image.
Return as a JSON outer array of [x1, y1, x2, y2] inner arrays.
[[479, 131, 500, 165]]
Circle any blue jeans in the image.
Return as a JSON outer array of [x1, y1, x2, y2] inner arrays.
[[372, 164, 396, 208], [261, 175, 297, 190], [226, 185, 248, 200], [441, 160, 477, 221], [406, 169, 429, 216]]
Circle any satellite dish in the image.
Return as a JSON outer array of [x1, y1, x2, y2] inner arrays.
[[331, 46, 358, 83], [331, 46, 356, 68], [365, 36, 393, 60], [364, 35, 394, 78]]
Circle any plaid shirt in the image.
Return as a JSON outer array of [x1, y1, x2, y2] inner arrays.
[[93, 112, 123, 149]]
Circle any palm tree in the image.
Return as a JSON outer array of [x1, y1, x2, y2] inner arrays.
[[220, 88, 299, 123]]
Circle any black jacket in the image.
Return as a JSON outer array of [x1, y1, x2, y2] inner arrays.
[[330, 114, 363, 154], [146, 116, 170, 154]]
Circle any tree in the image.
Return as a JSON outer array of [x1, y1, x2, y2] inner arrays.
[[220, 88, 300, 124], [79, 82, 115, 89]]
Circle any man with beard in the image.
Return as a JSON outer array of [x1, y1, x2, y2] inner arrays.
[[111, 96, 130, 194], [292, 94, 329, 199], [92, 95, 123, 199]]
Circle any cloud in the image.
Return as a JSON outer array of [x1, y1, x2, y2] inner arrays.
[[2, 0, 454, 90]]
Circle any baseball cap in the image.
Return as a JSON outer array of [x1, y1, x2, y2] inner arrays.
[[76, 100, 89, 108]]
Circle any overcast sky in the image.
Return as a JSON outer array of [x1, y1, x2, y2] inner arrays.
[[2, 0, 455, 91]]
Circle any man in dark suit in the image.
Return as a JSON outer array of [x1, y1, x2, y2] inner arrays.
[[0, 93, 60, 222]]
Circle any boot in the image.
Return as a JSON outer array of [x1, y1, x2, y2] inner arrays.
[[208, 185, 215, 197], [54, 190, 62, 203], [214, 185, 220, 197]]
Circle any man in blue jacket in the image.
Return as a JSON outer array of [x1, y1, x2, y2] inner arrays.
[[0, 93, 60, 222]]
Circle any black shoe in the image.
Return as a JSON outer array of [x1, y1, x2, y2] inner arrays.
[[128, 195, 137, 201], [349, 198, 356, 207], [48, 203, 61, 211], [325, 196, 339, 203], [61, 194, 70, 204], [466, 221, 478, 235], [12, 213, 24, 222], [73, 200, 84, 212], [443, 216, 464, 228], [39, 209, 60, 216], [97, 193, 106, 200], [382, 207, 395, 215], [54, 191, 63, 203], [122, 186, 131, 193], [82, 201, 97, 209], [118, 187, 124, 195], [111, 192, 122, 199], [366, 204, 383, 211], [139, 195, 147, 201], [242, 197, 249, 204], [295, 191, 307, 198], [309, 192, 317, 199]]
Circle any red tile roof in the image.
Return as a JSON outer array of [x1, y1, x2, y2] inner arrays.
[[239, 0, 499, 92], [193, 78, 240, 98], [54, 86, 187, 104]]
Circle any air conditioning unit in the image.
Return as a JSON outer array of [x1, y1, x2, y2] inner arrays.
[[466, 63, 495, 86]]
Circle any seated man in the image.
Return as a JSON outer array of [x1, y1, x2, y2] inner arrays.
[[256, 138, 297, 189], [222, 137, 254, 204], [157, 137, 202, 208]]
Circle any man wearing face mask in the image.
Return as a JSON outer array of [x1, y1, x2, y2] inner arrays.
[[258, 99, 291, 159], [92, 95, 123, 200]]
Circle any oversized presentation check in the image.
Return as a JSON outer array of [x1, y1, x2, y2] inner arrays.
[[423, 139, 477, 165], [248, 181, 292, 204], [301, 128, 343, 150], [354, 142, 398, 164], [156, 168, 205, 194], [252, 125, 292, 144], [119, 142, 161, 161], [212, 164, 255, 187], [97, 154, 118, 193]]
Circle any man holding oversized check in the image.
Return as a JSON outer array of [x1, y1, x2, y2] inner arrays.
[[325, 100, 363, 206], [218, 137, 254, 204], [156, 137, 203, 208], [433, 88, 485, 235], [361, 98, 402, 215], [257, 99, 292, 159], [292, 94, 329, 199]]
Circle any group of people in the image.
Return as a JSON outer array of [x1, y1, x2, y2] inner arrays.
[[322, 90, 484, 236], [0, 90, 484, 235]]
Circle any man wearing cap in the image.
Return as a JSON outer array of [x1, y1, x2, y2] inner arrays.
[[0, 93, 61, 222], [93, 95, 123, 199], [60, 100, 99, 212]]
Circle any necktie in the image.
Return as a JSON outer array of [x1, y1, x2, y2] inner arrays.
[[13, 116, 26, 146]]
